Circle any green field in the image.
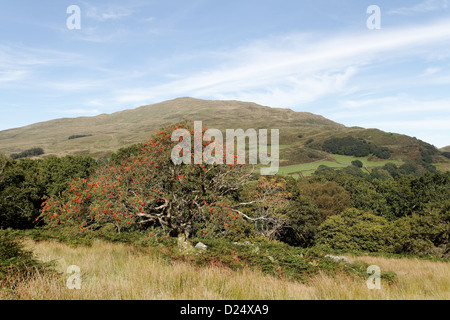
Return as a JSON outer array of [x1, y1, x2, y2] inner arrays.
[[331, 154, 403, 167], [275, 154, 405, 178]]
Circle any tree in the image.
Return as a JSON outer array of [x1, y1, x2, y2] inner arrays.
[[351, 160, 363, 168], [316, 208, 389, 252], [40, 122, 254, 238], [0, 159, 42, 229], [236, 176, 293, 240], [298, 181, 351, 220], [0, 155, 97, 230]]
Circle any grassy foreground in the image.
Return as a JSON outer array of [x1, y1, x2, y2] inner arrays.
[[1, 239, 448, 300]]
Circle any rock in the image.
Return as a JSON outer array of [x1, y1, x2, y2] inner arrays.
[[177, 234, 194, 252], [195, 242, 208, 251], [233, 241, 254, 246], [324, 254, 351, 264]]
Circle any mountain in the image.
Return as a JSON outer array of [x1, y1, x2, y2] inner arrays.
[[441, 146, 450, 152], [0, 97, 448, 170], [0, 98, 340, 159]]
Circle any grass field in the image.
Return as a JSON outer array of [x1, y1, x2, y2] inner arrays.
[[2, 239, 448, 300], [331, 154, 403, 167], [276, 154, 405, 178]]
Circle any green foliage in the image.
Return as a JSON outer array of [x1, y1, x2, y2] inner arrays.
[[109, 143, 145, 164], [316, 208, 390, 252], [177, 238, 373, 282], [10, 147, 44, 160], [369, 168, 392, 181], [0, 230, 54, 291], [322, 136, 391, 159], [298, 181, 351, 221], [387, 212, 449, 257], [0, 155, 97, 229], [351, 160, 363, 168]]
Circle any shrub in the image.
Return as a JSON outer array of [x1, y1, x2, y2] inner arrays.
[[179, 238, 372, 282], [316, 208, 389, 252], [351, 160, 363, 168], [386, 213, 449, 257], [0, 230, 54, 292]]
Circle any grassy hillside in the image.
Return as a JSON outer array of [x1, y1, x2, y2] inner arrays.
[[0, 97, 448, 169], [0, 97, 342, 160]]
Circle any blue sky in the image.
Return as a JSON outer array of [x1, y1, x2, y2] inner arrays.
[[1, 0, 449, 147]]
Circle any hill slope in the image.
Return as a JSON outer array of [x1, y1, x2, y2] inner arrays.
[[0, 97, 448, 169], [0, 97, 341, 159]]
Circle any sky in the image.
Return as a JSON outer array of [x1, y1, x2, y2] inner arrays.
[[0, 0, 449, 148]]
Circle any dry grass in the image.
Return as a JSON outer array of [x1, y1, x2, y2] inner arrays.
[[2, 239, 449, 300]]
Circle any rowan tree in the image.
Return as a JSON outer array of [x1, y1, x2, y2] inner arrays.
[[40, 121, 254, 238]]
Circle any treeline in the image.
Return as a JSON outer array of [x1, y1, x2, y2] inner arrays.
[[68, 134, 92, 140], [10, 147, 44, 160], [322, 136, 391, 159], [316, 158, 437, 181]]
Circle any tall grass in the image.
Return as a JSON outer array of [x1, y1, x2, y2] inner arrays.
[[2, 240, 449, 300]]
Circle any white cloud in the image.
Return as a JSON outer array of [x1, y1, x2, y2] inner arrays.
[[112, 19, 450, 109], [0, 70, 29, 83], [389, 0, 448, 15], [84, 4, 133, 22], [421, 67, 441, 76]]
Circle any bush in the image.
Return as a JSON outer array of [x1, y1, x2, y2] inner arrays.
[[178, 238, 372, 282], [0, 230, 54, 292], [351, 160, 363, 168], [386, 213, 449, 257], [316, 208, 389, 252]]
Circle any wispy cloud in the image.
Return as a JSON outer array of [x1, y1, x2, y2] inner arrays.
[[389, 0, 449, 15], [111, 19, 450, 108], [0, 45, 85, 87], [0, 70, 29, 83], [83, 3, 133, 22], [421, 67, 441, 76]]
